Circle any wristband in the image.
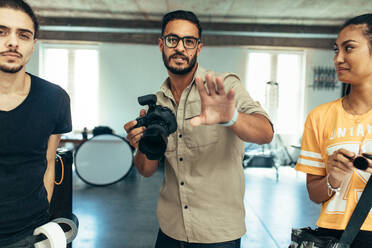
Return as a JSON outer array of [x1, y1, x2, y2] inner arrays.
[[219, 108, 238, 127], [326, 174, 341, 197]]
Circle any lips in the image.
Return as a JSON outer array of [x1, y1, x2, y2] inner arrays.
[[170, 53, 188, 63], [0, 52, 22, 58], [336, 67, 349, 72]]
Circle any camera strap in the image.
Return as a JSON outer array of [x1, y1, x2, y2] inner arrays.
[[339, 175, 372, 245]]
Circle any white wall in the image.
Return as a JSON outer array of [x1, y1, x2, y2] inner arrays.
[[303, 49, 343, 117], [199, 46, 248, 81], [97, 43, 166, 134], [26, 43, 39, 75], [25, 42, 342, 137]]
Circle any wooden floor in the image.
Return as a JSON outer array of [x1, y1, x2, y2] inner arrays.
[[72, 165, 320, 248]]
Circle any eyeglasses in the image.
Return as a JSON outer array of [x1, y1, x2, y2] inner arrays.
[[162, 34, 200, 49]]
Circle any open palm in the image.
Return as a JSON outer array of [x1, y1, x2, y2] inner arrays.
[[190, 74, 236, 126]]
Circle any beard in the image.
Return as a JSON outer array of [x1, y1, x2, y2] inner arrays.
[[0, 50, 24, 73], [162, 51, 197, 75], [0, 64, 23, 73]]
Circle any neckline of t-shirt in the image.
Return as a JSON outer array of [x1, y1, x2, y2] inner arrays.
[[0, 73, 33, 113], [340, 97, 372, 121]]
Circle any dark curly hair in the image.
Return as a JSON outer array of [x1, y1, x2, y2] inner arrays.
[[161, 10, 202, 38]]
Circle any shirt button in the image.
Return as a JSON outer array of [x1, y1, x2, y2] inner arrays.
[[180, 182, 184, 186], [179, 134, 182, 138], [179, 157, 183, 161], [184, 205, 188, 209]]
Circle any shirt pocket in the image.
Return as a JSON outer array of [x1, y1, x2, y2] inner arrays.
[[183, 101, 219, 149]]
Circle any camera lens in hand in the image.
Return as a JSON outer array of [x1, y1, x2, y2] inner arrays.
[[133, 94, 177, 160], [138, 124, 168, 160], [353, 156, 369, 170]]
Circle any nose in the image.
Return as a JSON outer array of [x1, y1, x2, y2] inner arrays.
[[334, 50, 344, 66], [5, 32, 19, 49], [175, 39, 186, 52]]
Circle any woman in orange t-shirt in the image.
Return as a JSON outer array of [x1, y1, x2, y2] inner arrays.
[[296, 14, 372, 248]]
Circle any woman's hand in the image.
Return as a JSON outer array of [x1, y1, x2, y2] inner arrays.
[[327, 148, 355, 188]]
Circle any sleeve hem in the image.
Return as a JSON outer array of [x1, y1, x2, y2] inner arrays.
[[295, 164, 326, 176], [52, 127, 72, 134]]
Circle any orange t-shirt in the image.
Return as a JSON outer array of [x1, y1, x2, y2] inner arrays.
[[295, 98, 372, 231]]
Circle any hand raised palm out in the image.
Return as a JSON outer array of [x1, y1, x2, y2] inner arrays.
[[190, 74, 236, 127]]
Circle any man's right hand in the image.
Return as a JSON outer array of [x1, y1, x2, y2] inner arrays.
[[124, 109, 159, 177], [124, 109, 146, 149]]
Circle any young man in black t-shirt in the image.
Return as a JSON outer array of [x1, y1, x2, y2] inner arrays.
[[0, 1, 72, 247]]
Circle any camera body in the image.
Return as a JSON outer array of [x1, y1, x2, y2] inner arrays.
[[133, 94, 177, 160]]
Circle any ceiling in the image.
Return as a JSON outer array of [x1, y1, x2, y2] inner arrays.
[[26, 0, 372, 48], [30, 0, 372, 25]]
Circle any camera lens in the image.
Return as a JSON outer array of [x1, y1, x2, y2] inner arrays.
[[353, 156, 369, 171], [138, 125, 167, 160], [134, 94, 177, 160]]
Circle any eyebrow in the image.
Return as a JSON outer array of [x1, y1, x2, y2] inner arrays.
[[334, 39, 359, 47], [0, 25, 34, 35], [18, 28, 34, 35], [166, 33, 198, 38], [165, 33, 180, 37]]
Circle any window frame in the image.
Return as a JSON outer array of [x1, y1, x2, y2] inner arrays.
[[245, 48, 306, 137], [39, 42, 100, 132]]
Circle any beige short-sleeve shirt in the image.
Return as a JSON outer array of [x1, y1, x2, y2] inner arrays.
[[156, 66, 270, 243]]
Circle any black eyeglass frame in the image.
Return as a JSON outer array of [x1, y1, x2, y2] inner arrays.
[[161, 34, 201, 49]]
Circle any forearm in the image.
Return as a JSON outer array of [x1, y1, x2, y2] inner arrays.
[[230, 113, 273, 144], [44, 158, 55, 203], [44, 134, 60, 203], [306, 174, 337, 204], [134, 151, 159, 177]]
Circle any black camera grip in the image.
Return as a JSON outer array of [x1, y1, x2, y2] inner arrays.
[[132, 116, 146, 129]]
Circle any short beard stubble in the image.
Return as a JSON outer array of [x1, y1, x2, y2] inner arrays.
[[162, 51, 197, 75], [0, 64, 23, 73]]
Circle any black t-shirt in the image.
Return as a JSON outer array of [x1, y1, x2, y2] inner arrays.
[[0, 73, 72, 245]]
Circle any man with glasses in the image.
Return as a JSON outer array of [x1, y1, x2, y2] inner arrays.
[[125, 10, 273, 248]]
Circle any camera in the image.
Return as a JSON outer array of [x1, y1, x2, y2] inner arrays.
[[133, 94, 177, 160], [353, 153, 372, 171]]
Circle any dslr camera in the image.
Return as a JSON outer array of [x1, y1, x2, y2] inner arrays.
[[133, 94, 177, 160]]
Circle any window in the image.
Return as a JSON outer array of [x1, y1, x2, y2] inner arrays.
[[39, 43, 99, 131], [246, 50, 304, 136]]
